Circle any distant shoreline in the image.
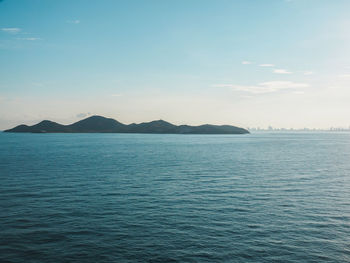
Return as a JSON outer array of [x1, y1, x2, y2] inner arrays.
[[4, 115, 249, 135]]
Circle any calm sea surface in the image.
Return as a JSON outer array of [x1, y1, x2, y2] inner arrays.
[[1, 132, 350, 262]]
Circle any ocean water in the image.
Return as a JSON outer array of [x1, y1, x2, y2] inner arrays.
[[1, 132, 350, 263]]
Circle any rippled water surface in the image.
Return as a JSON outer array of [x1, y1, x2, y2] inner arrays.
[[1, 132, 350, 262]]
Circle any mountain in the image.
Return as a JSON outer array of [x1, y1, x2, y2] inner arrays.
[[67, 115, 126, 133], [6, 120, 67, 133], [4, 115, 249, 134], [127, 120, 178, 133]]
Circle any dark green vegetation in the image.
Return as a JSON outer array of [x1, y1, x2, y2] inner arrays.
[[4, 115, 249, 134]]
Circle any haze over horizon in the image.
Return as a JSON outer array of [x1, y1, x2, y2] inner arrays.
[[1, 0, 350, 130]]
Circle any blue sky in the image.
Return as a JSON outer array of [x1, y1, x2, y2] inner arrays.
[[1, 0, 350, 129]]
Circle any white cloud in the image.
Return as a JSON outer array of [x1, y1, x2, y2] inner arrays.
[[17, 37, 40, 41], [303, 71, 313, 75], [1, 28, 21, 34], [259, 64, 275, 67], [213, 81, 309, 94], [111, 94, 122, 97], [242, 61, 252, 65], [260, 81, 309, 89], [76, 112, 91, 119], [273, 69, 292, 74], [67, 20, 80, 24]]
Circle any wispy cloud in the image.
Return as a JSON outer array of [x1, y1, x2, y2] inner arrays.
[[242, 61, 252, 65], [1, 28, 41, 41], [303, 71, 313, 75], [17, 37, 41, 41], [213, 81, 309, 94], [259, 64, 275, 67], [76, 112, 91, 119], [111, 94, 122, 97], [273, 69, 292, 74], [1, 28, 21, 34], [260, 81, 308, 89], [67, 20, 80, 24]]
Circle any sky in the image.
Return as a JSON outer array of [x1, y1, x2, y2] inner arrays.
[[1, 0, 350, 130]]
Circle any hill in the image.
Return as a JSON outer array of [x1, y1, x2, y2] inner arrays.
[[4, 115, 249, 134]]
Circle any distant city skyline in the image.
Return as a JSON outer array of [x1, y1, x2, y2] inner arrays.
[[248, 126, 350, 132], [1, 0, 350, 130]]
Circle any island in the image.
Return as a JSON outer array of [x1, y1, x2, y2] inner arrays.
[[3, 115, 249, 134]]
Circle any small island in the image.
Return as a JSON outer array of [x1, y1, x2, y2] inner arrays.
[[4, 115, 249, 134]]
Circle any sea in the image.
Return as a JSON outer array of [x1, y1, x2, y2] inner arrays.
[[0, 132, 350, 262]]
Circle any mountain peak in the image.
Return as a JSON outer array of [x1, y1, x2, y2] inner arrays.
[[68, 115, 125, 132], [149, 119, 174, 125]]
